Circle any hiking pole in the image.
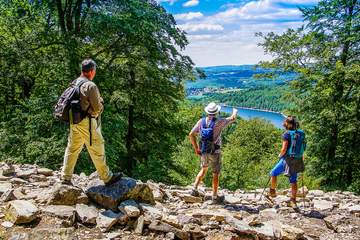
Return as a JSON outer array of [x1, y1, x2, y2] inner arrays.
[[301, 174, 306, 209], [257, 176, 271, 201]]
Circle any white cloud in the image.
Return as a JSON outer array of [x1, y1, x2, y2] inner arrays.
[[183, 0, 199, 7], [184, 21, 303, 66], [212, 0, 302, 23], [174, 12, 204, 21], [179, 23, 224, 33], [174, 0, 318, 66]]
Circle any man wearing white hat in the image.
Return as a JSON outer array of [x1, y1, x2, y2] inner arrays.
[[189, 102, 238, 203]]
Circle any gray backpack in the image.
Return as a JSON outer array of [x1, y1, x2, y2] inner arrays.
[[54, 78, 88, 123]]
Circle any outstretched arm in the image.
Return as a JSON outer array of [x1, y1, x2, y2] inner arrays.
[[225, 108, 238, 122]]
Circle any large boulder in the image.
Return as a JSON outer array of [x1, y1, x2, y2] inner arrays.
[[47, 184, 83, 205], [86, 177, 155, 210], [5, 200, 39, 224]]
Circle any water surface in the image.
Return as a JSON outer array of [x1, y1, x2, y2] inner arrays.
[[220, 105, 286, 129]]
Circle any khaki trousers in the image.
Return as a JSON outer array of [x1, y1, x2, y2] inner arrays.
[[62, 117, 112, 182]]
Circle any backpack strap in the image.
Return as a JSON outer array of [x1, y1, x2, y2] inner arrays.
[[201, 117, 207, 129]]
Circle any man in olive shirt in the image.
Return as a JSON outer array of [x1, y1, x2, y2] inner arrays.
[[61, 59, 121, 186]]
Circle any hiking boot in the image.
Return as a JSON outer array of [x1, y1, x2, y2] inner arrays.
[[288, 198, 298, 209], [190, 188, 200, 197], [210, 195, 225, 205], [105, 172, 123, 186], [61, 179, 73, 186], [267, 188, 277, 198]]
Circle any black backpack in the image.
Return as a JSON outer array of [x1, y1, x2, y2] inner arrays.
[[54, 78, 88, 124]]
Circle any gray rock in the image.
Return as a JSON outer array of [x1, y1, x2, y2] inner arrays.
[[30, 227, 75, 240], [162, 214, 183, 229], [10, 178, 28, 184], [224, 194, 242, 204], [16, 169, 37, 179], [139, 203, 163, 223], [5, 200, 39, 224], [86, 177, 155, 211], [177, 214, 201, 226], [183, 223, 206, 239], [96, 210, 127, 232], [348, 205, 360, 214], [309, 190, 325, 197], [147, 181, 165, 202], [42, 205, 76, 227], [313, 199, 334, 211], [180, 194, 203, 203], [8, 233, 30, 240], [47, 184, 83, 205], [324, 214, 348, 231], [0, 188, 16, 202], [1, 220, 14, 228], [37, 168, 53, 176], [280, 223, 305, 240], [149, 220, 189, 240], [75, 204, 98, 225], [134, 215, 145, 234], [118, 199, 140, 217], [0, 163, 15, 176], [0, 182, 12, 195]]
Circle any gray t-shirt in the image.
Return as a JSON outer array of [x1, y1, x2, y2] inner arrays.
[[190, 117, 235, 147]]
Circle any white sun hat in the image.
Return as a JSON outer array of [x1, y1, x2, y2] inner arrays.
[[204, 102, 221, 115]]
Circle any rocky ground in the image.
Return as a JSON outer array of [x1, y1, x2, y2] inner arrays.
[[0, 163, 360, 240]]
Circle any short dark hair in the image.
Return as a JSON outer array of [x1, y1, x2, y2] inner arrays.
[[283, 116, 299, 130], [81, 59, 96, 73]]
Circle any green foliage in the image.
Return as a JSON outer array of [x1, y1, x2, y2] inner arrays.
[[221, 119, 283, 190], [0, 0, 195, 178], [258, 0, 360, 192]]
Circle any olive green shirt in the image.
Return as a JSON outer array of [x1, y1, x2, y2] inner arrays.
[[76, 77, 103, 118]]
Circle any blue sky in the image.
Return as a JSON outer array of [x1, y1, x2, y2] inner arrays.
[[158, 0, 318, 67]]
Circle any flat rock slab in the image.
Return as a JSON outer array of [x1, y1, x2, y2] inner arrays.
[[313, 200, 334, 211], [37, 168, 53, 176], [30, 227, 75, 240], [180, 194, 202, 203], [5, 200, 39, 224], [86, 177, 155, 211], [139, 203, 163, 223], [149, 220, 189, 240], [0, 182, 12, 195], [96, 210, 127, 232], [42, 205, 76, 227], [47, 184, 83, 205], [75, 203, 98, 225], [16, 169, 37, 179]]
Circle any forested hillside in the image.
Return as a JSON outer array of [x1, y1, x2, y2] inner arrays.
[[194, 86, 294, 112]]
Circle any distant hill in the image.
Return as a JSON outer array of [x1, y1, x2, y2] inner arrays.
[[186, 65, 297, 90]]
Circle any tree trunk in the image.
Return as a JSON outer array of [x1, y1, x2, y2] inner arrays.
[[125, 68, 136, 175]]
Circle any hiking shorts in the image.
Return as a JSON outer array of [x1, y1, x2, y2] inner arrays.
[[270, 157, 297, 183], [201, 152, 221, 174]]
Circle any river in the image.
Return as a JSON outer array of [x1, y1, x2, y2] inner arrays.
[[220, 105, 286, 129]]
